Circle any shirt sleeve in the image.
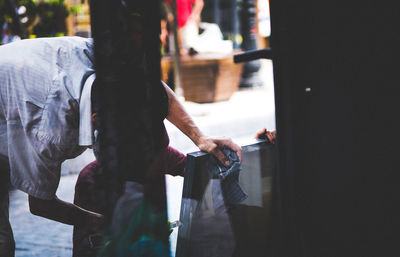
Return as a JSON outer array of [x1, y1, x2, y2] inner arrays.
[[165, 146, 186, 176]]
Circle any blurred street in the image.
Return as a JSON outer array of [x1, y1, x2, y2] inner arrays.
[[9, 59, 275, 257]]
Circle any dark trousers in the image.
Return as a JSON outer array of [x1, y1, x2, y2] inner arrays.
[[0, 155, 15, 257]]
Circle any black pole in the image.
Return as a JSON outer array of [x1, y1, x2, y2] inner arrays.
[[90, 0, 170, 255], [171, 0, 182, 92], [231, 0, 240, 49], [213, 0, 221, 27], [233, 48, 273, 63], [239, 0, 262, 88]]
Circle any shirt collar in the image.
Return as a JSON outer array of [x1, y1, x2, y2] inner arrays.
[[79, 73, 96, 146]]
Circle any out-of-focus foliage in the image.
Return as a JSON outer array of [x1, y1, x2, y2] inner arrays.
[[1, 0, 36, 40], [33, 0, 69, 37], [1, 0, 79, 42]]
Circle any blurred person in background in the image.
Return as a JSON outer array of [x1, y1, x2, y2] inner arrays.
[[1, 22, 21, 45], [165, 0, 204, 55]]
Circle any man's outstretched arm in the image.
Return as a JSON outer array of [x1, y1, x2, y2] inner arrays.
[[28, 195, 103, 229], [162, 81, 242, 166]]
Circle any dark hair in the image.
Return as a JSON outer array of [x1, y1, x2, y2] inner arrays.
[[91, 78, 100, 114], [91, 78, 101, 131]]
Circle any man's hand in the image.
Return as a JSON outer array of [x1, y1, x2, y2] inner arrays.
[[86, 212, 105, 232], [197, 136, 242, 166], [255, 128, 276, 144]]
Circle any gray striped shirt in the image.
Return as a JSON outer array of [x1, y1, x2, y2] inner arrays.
[[0, 36, 95, 199]]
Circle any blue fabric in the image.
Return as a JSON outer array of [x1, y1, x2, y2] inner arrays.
[[207, 147, 248, 205]]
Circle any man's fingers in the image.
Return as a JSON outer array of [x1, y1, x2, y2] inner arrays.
[[266, 130, 276, 144], [198, 136, 243, 164], [214, 138, 242, 163], [211, 148, 230, 166], [229, 143, 242, 163], [255, 128, 267, 139], [267, 131, 274, 143]]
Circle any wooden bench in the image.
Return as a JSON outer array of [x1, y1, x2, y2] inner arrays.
[[162, 52, 244, 103]]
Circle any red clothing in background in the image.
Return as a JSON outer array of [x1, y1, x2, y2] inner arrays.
[[166, 0, 196, 28]]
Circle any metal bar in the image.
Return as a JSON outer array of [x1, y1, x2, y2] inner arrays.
[[233, 48, 273, 63]]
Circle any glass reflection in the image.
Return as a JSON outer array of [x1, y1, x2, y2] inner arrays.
[[176, 140, 276, 257]]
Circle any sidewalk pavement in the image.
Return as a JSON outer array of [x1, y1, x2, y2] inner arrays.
[[9, 59, 275, 257]]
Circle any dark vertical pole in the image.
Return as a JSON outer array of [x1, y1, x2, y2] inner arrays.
[[89, 0, 122, 224], [231, 0, 239, 49], [269, 0, 319, 254], [239, 0, 262, 87], [213, 0, 221, 27], [90, 0, 170, 255], [270, 0, 400, 256], [171, 0, 182, 91]]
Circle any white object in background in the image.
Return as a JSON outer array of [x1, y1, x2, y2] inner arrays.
[[191, 22, 233, 54], [258, 0, 271, 37]]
